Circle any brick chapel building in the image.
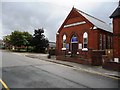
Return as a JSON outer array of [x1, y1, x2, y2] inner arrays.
[[56, 7, 113, 65]]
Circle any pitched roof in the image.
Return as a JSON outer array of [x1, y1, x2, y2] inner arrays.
[[110, 1, 120, 18], [75, 8, 112, 33]]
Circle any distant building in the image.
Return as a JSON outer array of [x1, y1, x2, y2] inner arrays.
[[110, 1, 120, 62], [102, 1, 120, 71], [47, 42, 56, 55], [0, 40, 5, 49], [56, 7, 113, 65], [49, 42, 56, 49]]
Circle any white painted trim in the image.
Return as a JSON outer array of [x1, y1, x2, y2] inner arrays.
[[56, 32, 59, 35], [64, 21, 86, 28], [68, 51, 71, 54], [82, 48, 88, 51], [93, 26, 97, 29], [62, 48, 66, 51]]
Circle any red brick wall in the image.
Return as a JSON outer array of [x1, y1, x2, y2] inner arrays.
[[113, 18, 120, 34], [56, 10, 100, 51], [56, 18, 112, 52], [97, 29, 113, 50], [56, 8, 113, 65], [113, 18, 120, 59]]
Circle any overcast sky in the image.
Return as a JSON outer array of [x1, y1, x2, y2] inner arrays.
[[0, 0, 119, 42]]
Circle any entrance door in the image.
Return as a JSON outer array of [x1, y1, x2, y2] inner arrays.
[[71, 34, 78, 55], [72, 43, 78, 54]]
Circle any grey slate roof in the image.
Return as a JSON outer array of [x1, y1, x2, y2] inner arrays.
[[110, 1, 120, 18], [76, 8, 112, 33]]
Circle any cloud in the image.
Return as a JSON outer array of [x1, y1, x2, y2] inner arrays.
[[0, 2, 2, 40], [1, 1, 119, 41], [2, 0, 118, 2], [2, 2, 69, 41]]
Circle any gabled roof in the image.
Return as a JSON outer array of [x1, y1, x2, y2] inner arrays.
[[75, 8, 112, 33], [110, 1, 120, 18]]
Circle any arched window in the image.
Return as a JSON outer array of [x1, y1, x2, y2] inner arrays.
[[71, 34, 78, 43], [110, 37, 112, 49], [107, 36, 110, 49], [83, 32, 88, 51], [103, 35, 106, 49], [99, 34, 102, 50], [62, 34, 66, 48]]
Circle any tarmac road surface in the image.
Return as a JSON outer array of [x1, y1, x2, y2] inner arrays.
[[1, 50, 119, 89]]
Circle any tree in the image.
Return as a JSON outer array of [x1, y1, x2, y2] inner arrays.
[[22, 31, 33, 51], [32, 28, 49, 53], [5, 30, 32, 51], [3, 35, 11, 49], [10, 31, 24, 47]]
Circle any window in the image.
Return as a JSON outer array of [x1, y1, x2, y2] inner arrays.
[[99, 34, 102, 50], [82, 32, 88, 51], [62, 34, 66, 48], [111, 37, 112, 49], [103, 35, 106, 49], [107, 36, 110, 49]]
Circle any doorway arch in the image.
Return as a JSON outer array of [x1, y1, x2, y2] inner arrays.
[[70, 34, 78, 55]]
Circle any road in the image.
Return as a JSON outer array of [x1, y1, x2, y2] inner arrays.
[[1, 50, 119, 89]]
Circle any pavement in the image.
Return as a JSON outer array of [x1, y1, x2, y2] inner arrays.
[[13, 52, 120, 80]]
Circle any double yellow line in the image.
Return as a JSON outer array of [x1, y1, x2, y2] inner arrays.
[[0, 79, 10, 90]]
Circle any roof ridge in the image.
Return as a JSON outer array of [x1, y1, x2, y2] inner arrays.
[[75, 8, 106, 24]]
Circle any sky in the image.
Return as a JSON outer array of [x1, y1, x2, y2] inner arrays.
[[0, 0, 119, 42]]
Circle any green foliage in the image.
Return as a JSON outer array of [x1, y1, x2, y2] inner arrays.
[[10, 31, 32, 47], [3, 35, 11, 48], [3, 30, 32, 51], [3, 35, 11, 44], [32, 28, 49, 53], [3, 28, 49, 53], [22, 31, 33, 46]]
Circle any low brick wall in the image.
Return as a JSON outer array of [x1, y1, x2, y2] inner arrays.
[[102, 55, 120, 71], [56, 55, 89, 65], [56, 50, 105, 66], [91, 50, 105, 65]]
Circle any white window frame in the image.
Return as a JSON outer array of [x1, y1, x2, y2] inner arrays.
[[82, 32, 88, 51], [62, 34, 66, 49]]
